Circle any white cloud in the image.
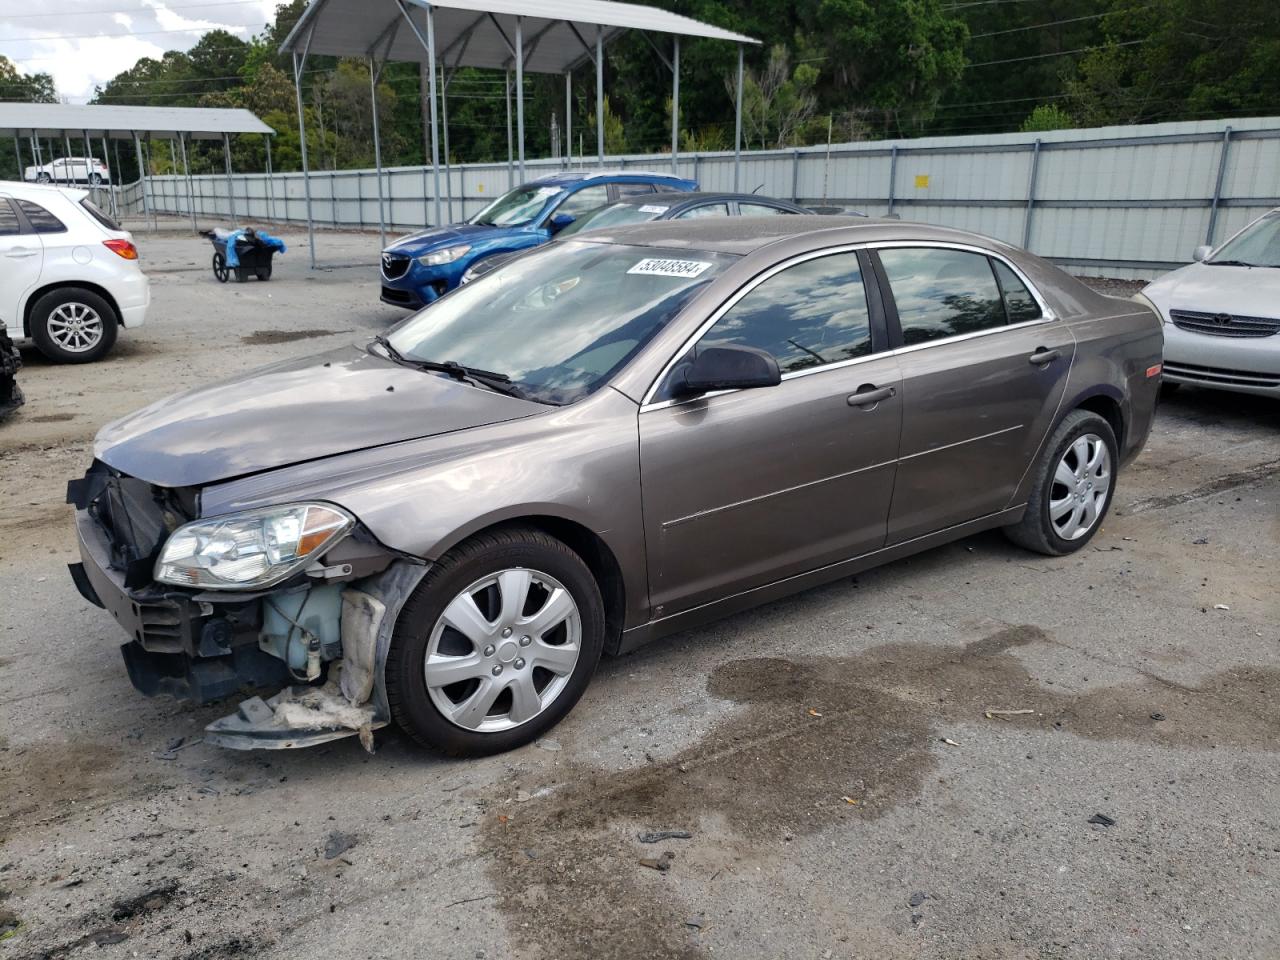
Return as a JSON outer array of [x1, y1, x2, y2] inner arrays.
[[3, 0, 281, 103]]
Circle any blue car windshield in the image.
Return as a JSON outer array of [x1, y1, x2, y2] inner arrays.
[[386, 240, 737, 405], [468, 184, 562, 226]]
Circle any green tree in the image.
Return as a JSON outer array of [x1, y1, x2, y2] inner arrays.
[[1021, 103, 1074, 132], [733, 45, 820, 149], [0, 56, 56, 103]]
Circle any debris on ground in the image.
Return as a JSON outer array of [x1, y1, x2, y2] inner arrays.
[[1087, 813, 1116, 827], [908, 892, 928, 907], [1214, 604, 1230, 611], [940, 738, 960, 747], [323, 831, 357, 860], [984, 708, 1035, 720], [535, 739, 562, 752], [638, 852, 676, 872], [0, 909, 19, 942], [1150, 713, 1166, 721], [807, 708, 823, 717], [840, 796, 859, 805], [514, 790, 532, 803], [685, 914, 705, 930], [637, 830, 692, 843], [1193, 537, 1209, 545]]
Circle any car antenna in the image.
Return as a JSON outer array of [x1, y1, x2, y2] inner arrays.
[[752, 183, 765, 195]]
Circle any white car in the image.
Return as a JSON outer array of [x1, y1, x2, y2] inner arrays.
[[0, 181, 149, 363], [1140, 208, 1280, 398], [24, 156, 111, 185]]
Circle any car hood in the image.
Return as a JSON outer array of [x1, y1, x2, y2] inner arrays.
[[384, 222, 525, 255], [95, 345, 544, 488], [1144, 262, 1280, 317]]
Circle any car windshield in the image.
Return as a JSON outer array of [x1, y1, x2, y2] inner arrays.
[[468, 184, 561, 227], [559, 202, 668, 237], [1209, 212, 1280, 267], [385, 241, 736, 405]]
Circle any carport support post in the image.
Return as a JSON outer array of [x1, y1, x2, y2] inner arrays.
[[505, 69, 514, 188], [178, 133, 197, 233], [595, 25, 604, 166], [369, 57, 387, 248], [12, 136, 19, 182], [671, 37, 679, 174], [222, 133, 237, 223], [733, 44, 743, 191], [398, 0, 442, 228], [441, 64, 453, 223], [1022, 138, 1041, 250], [292, 46, 317, 268], [63, 132, 73, 185], [1206, 125, 1232, 246], [265, 136, 276, 222], [101, 136, 117, 217], [515, 17, 525, 179], [132, 132, 152, 231], [83, 130, 95, 201], [112, 137, 123, 215], [565, 72, 572, 168]]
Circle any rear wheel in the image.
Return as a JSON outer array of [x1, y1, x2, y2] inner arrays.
[[212, 252, 229, 282], [30, 288, 118, 363], [36, 173, 51, 184], [88, 173, 103, 186], [386, 527, 605, 756], [1004, 409, 1117, 556]]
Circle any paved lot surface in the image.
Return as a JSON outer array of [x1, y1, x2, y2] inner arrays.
[[1, 223, 1277, 960]]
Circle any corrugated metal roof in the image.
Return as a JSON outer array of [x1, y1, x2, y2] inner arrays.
[[0, 104, 274, 139], [280, 0, 758, 74]]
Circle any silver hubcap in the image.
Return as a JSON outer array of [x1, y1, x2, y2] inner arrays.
[[424, 568, 581, 733], [47, 302, 104, 353], [1049, 433, 1111, 540]]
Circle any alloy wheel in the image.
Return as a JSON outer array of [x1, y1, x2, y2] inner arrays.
[[47, 302, 105, 353], [1048, 433, 1111, 540], [423, 568, 582, 733]]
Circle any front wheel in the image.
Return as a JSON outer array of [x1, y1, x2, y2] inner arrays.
[[212, 252, 229, 282], [1004, 409, 1118, 556], [36, 173, 51, 183], [385, 527, 605, 756]]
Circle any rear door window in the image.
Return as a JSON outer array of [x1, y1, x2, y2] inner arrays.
[[614, 182, 656, 198], [991, 259, 1042, 323], [738, 202, 787, 217], [16, 200, 67, 234], [675, 202, 730, 220], [878, 247, 1005, 345], [695, 252, 873, 373]]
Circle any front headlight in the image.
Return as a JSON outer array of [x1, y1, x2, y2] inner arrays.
[[418, 244, 471, 267], [1131, 291, 1167, 323], [154, 503, 354, 590]]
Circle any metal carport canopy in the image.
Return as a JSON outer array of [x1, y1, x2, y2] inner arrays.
[[0, 103, 274, 140], [280, 0, 758, 267], [281, 0, 757, 72]]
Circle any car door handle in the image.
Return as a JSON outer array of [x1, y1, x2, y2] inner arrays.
[[1029, 348, 1061, 366], [847, 384, 896, 407], [4, 249, 37, 259]]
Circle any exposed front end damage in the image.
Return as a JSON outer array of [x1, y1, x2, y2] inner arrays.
[[67, 461, 428, 751]]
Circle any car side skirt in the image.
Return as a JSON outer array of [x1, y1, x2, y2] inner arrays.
[[614, 505, 1026, 655]]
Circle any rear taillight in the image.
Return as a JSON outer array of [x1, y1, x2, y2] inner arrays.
[[103, 239, 138, 260]]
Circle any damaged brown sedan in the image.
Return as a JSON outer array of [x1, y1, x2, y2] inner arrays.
[[67, 217, 1163, 756]]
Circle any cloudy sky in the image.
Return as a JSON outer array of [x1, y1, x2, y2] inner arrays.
[[2, 0, 280, 103]]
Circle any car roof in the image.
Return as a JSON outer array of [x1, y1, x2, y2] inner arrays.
[[575, 215, 1021, 257], [530, 169, 693, 187], [0, 179, 87, 201], [613, 191, 806, 211]]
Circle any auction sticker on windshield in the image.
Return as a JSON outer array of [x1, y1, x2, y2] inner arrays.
[[627, 258, 713, 278], [638, 205, 670, 214]]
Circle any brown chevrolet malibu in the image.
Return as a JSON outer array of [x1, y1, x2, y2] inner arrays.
[[67, 217, 1163, 756]]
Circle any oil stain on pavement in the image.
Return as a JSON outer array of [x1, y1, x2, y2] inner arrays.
[[481, 626, 1280, 960]]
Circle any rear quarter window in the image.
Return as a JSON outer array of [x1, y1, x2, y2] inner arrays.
[[16, 200, 67, 234], [80, 198, 122, 232], [0, 200, 20, 236]]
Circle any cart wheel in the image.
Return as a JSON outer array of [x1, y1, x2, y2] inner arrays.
[[212, 252, 229, 283], [256, 267, 272, 281]]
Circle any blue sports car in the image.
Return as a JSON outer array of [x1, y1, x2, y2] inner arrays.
[[379, 170, 698, 309]]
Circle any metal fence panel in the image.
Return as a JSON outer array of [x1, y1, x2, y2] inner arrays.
[[134, 116, 1280, 278]]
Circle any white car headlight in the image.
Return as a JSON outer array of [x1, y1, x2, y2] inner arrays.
[[154, 503, 354, 590], [418, 244, 471, 267]]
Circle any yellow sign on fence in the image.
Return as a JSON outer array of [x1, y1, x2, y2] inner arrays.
[[914, 174, 930, 189]]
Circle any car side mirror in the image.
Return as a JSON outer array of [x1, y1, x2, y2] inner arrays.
[[1192, 245, 1212, 262], [671, 344, 781, 398], [549, 212, 576, 234]]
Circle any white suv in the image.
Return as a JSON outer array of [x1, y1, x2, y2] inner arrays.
[[0, 181, 149, 363], [24, 157, 111, 185]]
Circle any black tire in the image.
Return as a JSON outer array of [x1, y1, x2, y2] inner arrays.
[[255, 267, 271, 281], [88, 173, 103, 185], [1003, 409, 1118, 556], [36, 173, 51, 183], [29, 288, 119, 364], [212, 252, 229, 282], [386, 526, 605, 757], [1160, 381, 1181, 396]]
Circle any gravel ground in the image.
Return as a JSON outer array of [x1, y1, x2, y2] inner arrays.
[[1, 222, 1277, 960]]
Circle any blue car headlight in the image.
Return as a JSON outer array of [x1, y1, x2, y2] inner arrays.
[[418, 244, 471, 267]]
